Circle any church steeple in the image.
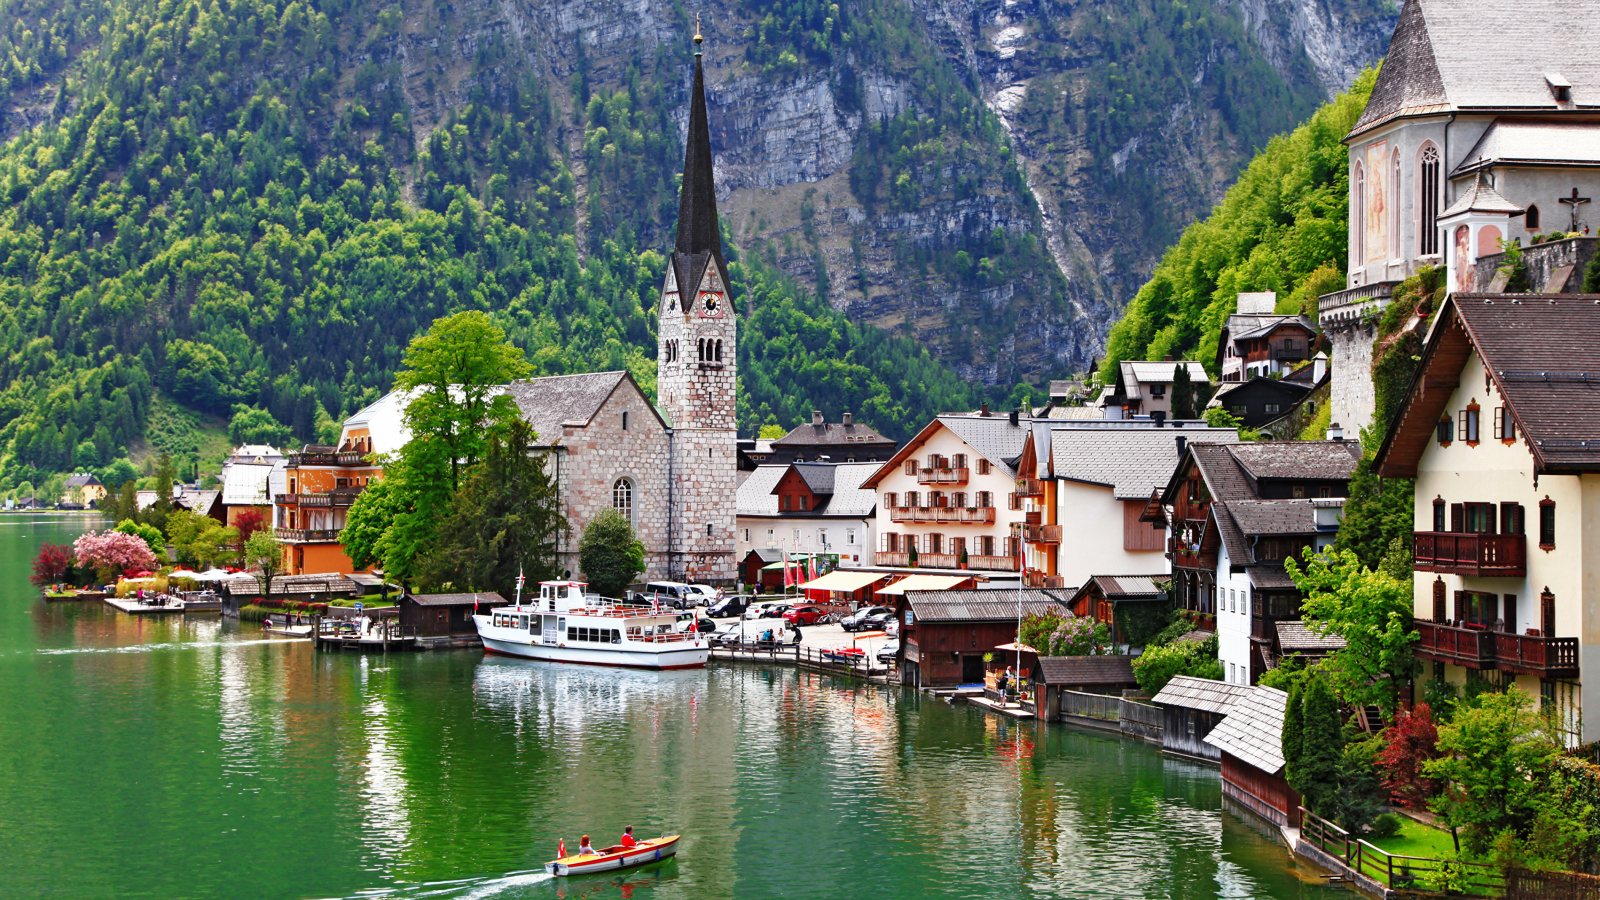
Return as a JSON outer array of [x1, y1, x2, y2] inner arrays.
[[674, 19, 723, 270]]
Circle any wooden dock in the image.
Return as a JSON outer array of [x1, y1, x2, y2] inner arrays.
[[968, 695, 1035, 720], [311, 618, 481, 652], [104, 595, 222, 615]]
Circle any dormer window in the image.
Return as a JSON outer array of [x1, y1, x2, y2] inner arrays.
[[1546, 72, 1573, 103]]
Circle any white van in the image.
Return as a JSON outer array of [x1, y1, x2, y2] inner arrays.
[[641, 581, 717, 609]]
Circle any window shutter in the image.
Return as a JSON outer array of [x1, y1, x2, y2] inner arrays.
[[1503, 594, 1517, 633], [1433, 579, 1446, 622], [904, 460, 917, 475], [1493, 407, 1504, 439], [1008, 492, 1021, 510], [1450, 503, 1464, 533], [1484, 504, 1496, 535], [1453, 590, 1465, 623]]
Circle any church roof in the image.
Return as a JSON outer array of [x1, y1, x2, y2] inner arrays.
[[1350, 0, 1600, 139], [503, 371, 652, 446], [1439, 170, 1525, 219], [669, 41, 727, 304], [1453, 120, 1600, 176]]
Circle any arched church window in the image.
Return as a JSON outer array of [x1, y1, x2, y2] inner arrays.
[[1526, 204, 1541, 231], [1418, 144, 1440, 255], [715, 339, 723, 362], [613, 478, 634, 522], [1352, 161, 1366, 263], [1391, 147, 1402, 260]]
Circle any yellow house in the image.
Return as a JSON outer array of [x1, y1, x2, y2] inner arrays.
[[61, 473, 107, 507], [1376, 293, 1600, 746]]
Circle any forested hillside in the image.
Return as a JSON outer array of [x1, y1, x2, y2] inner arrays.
[[1100, 69, 1376, 379]]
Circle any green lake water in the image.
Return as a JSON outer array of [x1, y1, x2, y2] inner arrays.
[[0, 513, 1343, 899]]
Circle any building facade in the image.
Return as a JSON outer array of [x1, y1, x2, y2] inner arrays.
[[736, 462, 878, 567]]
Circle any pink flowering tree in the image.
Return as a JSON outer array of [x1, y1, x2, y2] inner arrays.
[[74, 530, 159, 580]]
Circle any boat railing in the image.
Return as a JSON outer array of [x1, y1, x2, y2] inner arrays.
[[628, 631, 702, 644]]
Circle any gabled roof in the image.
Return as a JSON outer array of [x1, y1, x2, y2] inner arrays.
[[772, 420, 893, 447], [822, 464, 880, 517], [1453, 120, 1600, 176], [1220, 499, 1319, 536], [1438, 170, 1525, 220], [1152, 674, 1255, 714], [1076, 574, 1169, 602], [865, 414, 1033, 486], [1223, 315, 1316, 344], [1375, 293, 1600, 477], [1051, 426, 1240, 500], [1348, 0, 1600, 140], [503, 372, 662, 446], [902, 589, 1070, 622], [1033, 655, 1138, 687], [1211, 503, 1252, 566], [1227, 441, 1362, 481], [221, 461, 279, 506], [407, 592, 507, 607], [1276, 621, 1348, 653], [792, 463, 837, 495], [64, 474, 102, 488], [737, 463, 879, 518], [1204, 685, 1290, 773], [1118, 361, 1209, 399], [737, 466, 786, 516]]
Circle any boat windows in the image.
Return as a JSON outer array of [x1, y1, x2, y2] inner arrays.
[[519, 616, 529, 630], [567, 627, 622, 643]]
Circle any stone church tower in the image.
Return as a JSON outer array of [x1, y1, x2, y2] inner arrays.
[[657, 29, 737, 585]]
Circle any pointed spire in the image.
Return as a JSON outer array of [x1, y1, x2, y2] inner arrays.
[[675, 20, 722, 266]]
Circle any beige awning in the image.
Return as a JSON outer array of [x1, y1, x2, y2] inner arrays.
[[798, 570, 889, 593], [877, 574, 970, 595]]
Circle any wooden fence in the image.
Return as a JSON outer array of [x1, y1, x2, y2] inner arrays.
[[1059, 690, 1120, 722], [1299, 808, 1504, 896], [1506, 868, 1600, 900], [712, 644, 893, 681]]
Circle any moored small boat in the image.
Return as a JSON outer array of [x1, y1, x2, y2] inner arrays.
[[545, 835, 680, 876]]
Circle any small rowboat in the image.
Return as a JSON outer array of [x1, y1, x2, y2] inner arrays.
[[820, 647, 866, 663], [545, 835, 680, 876]]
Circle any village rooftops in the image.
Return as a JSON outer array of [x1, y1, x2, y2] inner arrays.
[[772, 412, 893, 448], [736, 462, 879, 518], [1275, 621, 1348, 654], [407, 592, 508, 607], [1152, 674, 1255, 714], [901, 589, 1071, 622], [1116, 361, 1209, 401], [1077, 574, 1168, 601], [1375, 293, 1600, 477], [1049, 425, 1241, 500], [864, 412, 1035, 487], [1033, 656, 1138, 687], [1438, 171, 1525, 220], [1203, 684, 1290, 773], [1348, 0, 1600, 140], [64, 473, 102, 488], [503, 371, 664, 445]]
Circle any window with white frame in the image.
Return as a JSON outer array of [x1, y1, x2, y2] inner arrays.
[[612, 478, 634, 522]]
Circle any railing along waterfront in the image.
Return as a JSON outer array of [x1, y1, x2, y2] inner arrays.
[[1298, 808, 1503, 895], [1413, 531, 1526, 577]]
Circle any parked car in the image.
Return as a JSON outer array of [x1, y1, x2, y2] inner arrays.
[[860, 611, 895, 632], [643, 581, 710, 608], [687, 584, 721, 606], [709, 595, 748, 618], [783, 605, 827, 626], [744, 603, 791, 620], [710, 624, 746, 647], [877, 640, 900, 664], [676, 614, 715, 634], [841, 606, 892, 632]]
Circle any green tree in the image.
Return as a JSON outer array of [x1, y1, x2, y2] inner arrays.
[[1333, 453, 1414, 570], [243, 530, 286, 602], [758, 424, 788, 440], [228, 405, 292, 447], [1282, 678, 1305, 778], [579, 507, 645, 598], [420, 419, 565, 597], [1289, 678, 1345, 818], [1130, 634, 1223, 694], [115, 518, 166, 558], [1171, 364, 1195, 420], [394, 311, 533, 492], [1286, 544, 1417, 717], [343, 474, 401, 572], [148, 453, 178, 532]]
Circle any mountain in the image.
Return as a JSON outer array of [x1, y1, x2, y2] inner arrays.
[[0, 0, 1389, 489]]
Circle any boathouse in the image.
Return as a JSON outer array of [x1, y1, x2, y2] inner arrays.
[[894, 589, 1071, 687], [400, 593, 505, 637], [1204, 684, 1300, 827], [1031, 656, 1139, 720], [1150, 674, 1253, 762]]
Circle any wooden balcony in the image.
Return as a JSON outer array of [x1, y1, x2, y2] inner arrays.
[[275, 528, 343, 543], [968, 555, 1020, 572], [1414, 532, 1526, 577], [917, 467, 969, 485], [1413, 620, 1578, 674], [1023, 570, 1069, 589], [287, 450, 367, 467], [1021, 523, 1061, 545], [1015, 478, 1046, 498], [888, 507, 996, 525], [275, 487, 365, 508], [876, 552, 1017, 572]]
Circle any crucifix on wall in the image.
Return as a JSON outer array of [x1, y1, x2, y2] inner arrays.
[[1559, 187, 1591, 232]]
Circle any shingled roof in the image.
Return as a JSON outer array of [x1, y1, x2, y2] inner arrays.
[[902, 589, 1070, 622], [670, 42, 727, 302], [1349, 0, 1600, 140], [1220, 499, 1319, 536], [503, 372, 656, 446], [1034, 655, 1138, 687], [1276, 621, 1348, 653], [773, 420, 893, 447], [1376, 294, 1600, 477], [1204, 685, 1290, 773], [1152, 674, 1255, 714], [1226, 441, 1362, 482], [407, 592, 508, 607], [1051, 426, 1240, 500], [1453, 121, 1600, 177]]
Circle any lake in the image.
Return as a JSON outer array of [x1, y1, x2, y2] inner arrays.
[[0, 513, 1342, 899]]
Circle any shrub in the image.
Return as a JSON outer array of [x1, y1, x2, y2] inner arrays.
[[1380, 703, 1442, 808], [1369, 813, 1402, 840], [1131, 634, 1221, 694]]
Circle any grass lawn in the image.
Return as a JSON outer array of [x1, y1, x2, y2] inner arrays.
[[1366, 815, 1460, 860]]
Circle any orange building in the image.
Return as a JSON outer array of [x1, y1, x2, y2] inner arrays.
[[276, 440, 379, 575]]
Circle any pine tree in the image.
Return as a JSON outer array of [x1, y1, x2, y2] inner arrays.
[[1171, 364, 1195, 420], [1292, 679, 1346, 817]]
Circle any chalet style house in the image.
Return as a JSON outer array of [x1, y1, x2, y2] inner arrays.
[[1217, 293, 1317, 383], [1101, 360, 1210, 419], [61, 473, 106, 507], [275, 38, 740, 585], [1319, 0, 1600, 436], [894, 589, 1071, 687], [736, 462, 878, 566], [753, 412, 899, 466], [1374, 293, 1600, 747], [1155, 440, 1360, 685], [1018, 422, 1240, 589], [862, 411, 1034, 577]]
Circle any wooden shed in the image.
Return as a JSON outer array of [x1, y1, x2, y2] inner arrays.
[[1150, 675, 1254, 762], [400, 592, 505, 636], [740, 549, 785, 590], [894, 589, 1071, 688], [1031, 655, 1139, 720], [1203, 684, 1300, 827]]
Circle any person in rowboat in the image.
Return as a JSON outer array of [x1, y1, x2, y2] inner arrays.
[[578, 835, 597, 855], [620, 827, 636, 848]]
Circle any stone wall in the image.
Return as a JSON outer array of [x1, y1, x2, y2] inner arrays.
[[1474, 236, 1597, 293], [1325, 319, 1378, 439]]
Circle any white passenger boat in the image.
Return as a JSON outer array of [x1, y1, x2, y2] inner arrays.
[[473, 581, 708, 670]]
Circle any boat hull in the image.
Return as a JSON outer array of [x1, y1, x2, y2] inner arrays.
[[481, 636, 708, 670], [545, 836, 679, 876]]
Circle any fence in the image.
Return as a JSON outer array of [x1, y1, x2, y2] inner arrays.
[[1059, 690, 1121, 722], [1120, 699, 1163, 742], [1506, 868, 1600, 900], [711, 644, 893, 681], [1298, 808, 1504, 896]]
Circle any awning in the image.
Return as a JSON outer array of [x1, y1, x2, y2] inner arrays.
[[798, 570, 888, 593], [877, 574, 969, 595]]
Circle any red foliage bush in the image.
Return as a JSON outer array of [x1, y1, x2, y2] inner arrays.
[[1379, 702, 1442, 808], [234, 507, 269, 543], [30, 543, 73, 587]]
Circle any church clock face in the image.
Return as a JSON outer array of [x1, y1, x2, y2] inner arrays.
[[699, 291, 723, 317]]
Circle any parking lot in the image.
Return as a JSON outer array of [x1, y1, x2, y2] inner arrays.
[[704, 605, 897, 662]]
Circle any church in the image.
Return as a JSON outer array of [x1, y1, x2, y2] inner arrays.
[[280, 32, 739, 586], [1317, 0, 1600, 436]]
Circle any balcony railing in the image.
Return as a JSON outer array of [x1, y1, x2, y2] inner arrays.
[[967, 555, 1020, 572], [888, 507, 996, 525], [875, 551, 1016, 572], [918, 467, 969, 485], [1021, 523, 1061, 545], [275, 487, 366, 508], [1414, 532, 1527, 577], [275, 528, 343, 543], [1415, 621, 1578, 674], [1015, 478, 1046, 498], [1023, 570, 1068, 589], [287, 451, 368, 467]]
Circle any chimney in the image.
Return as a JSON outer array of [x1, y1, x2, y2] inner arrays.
[[1152, 410, 1167, 427], [812, 410, 824, 426], [842, 412, 853, 426], [1313, 351, 1328, 384], [1328, 422, 1345, 442], [1175, 435, 1187, 458], [1163, 355, 1174, 362], [981, 403, 990, 417], [1008, 409, 1019, 427]]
